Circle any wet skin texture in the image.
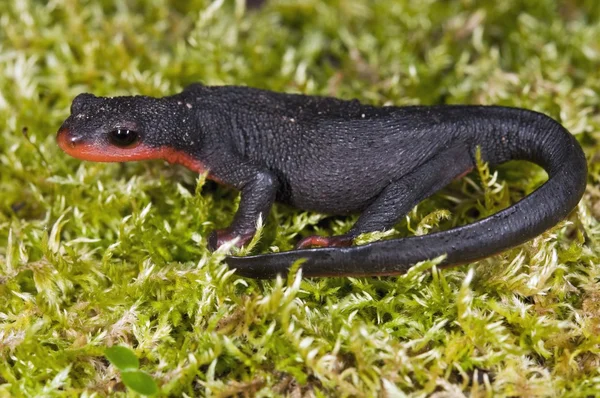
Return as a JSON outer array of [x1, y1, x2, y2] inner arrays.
[[57, 84, 587, 278]]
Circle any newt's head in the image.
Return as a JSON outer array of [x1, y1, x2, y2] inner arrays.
[[57, 93, 175, 163], [57, 93, 206, 173]]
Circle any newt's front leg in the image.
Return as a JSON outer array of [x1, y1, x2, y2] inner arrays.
[[208, 156, 279, 250]]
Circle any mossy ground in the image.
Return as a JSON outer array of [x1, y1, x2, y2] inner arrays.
[[1, 0, 600, 396]]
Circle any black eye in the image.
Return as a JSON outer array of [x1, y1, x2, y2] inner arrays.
[[108, 129, 140, 148]]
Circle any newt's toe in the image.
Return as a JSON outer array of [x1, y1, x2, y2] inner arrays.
[[208, 229, 255, 251]]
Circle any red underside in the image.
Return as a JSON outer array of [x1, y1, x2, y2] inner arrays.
[[57, 128, 211, 178]]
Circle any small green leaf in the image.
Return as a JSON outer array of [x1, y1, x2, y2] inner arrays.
[[105, 346, 140, 371], [121, 370, 159, 396]]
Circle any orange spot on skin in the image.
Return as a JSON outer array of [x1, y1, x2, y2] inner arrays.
[[296, 235, 353, 249], [57, 127, 214, 179], [454, 166, 474, 181]]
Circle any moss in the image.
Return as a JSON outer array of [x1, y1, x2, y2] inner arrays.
[[1, 0, 599, 396]]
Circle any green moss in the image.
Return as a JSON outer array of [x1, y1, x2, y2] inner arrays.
[[1, 0, 599, 396]]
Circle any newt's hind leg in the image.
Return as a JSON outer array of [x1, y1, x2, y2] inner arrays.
[[296, 145, 474, 249]]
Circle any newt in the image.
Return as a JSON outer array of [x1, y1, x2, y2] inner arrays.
[[57, 84, 587, 278]]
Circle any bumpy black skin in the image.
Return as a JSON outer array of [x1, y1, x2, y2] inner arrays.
[[60, 84, 588, 278]]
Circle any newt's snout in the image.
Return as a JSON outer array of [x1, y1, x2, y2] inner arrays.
[[56, 125, 103, 160], [56, 126, 93, 160], [57, 127, 81, 150]]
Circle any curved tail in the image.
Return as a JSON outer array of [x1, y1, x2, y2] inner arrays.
[[225, 107, 588, 278]]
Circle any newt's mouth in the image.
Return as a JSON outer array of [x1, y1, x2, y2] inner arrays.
[[56, 127, 209, 176], [56, 126, 152, 162]]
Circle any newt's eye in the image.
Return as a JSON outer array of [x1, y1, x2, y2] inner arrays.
[[108, 129, 140, 148]]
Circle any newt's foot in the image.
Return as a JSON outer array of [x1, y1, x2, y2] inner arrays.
[[208, 229, 255, 251], [296, 235, 354, 249]]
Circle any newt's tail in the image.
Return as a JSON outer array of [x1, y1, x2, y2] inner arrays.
[[225, 107, 587, 278]]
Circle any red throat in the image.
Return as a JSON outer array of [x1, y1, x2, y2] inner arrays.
[[57, 127, 209, 177]]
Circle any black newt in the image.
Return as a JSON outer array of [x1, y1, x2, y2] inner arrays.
[[57, 84, 587, 278]]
